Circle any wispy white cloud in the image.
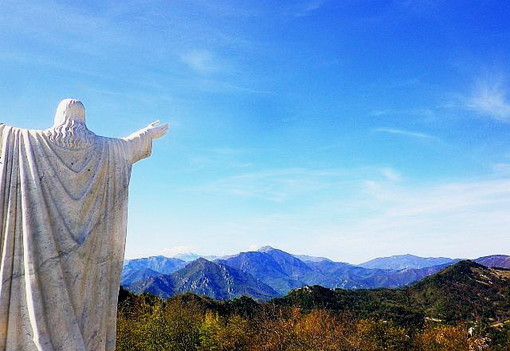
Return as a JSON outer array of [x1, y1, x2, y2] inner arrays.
[[381, 167, 403, 182], [189, 167, 401, 202], [187, 0, 263, 18], [0, 0, 271, 104], [160, 245, 197, 257], [371, 108, 435, 118], [187, 78, 272, 95], [131, 158, 510, 262], [189, 168, 342, 201], [392, 0, 446, 16], [273, 175, 510, 262], [373, 127, 436, 140], [492, 163, 510, 175], [184, 147, 256, 172], [179, 170, 510, 262], [467, 77, 510, 122], [287, 0, 327, 17], [180, 50, 225, 73], [0, 1, 133, 57], [300, 0, 326, 12]]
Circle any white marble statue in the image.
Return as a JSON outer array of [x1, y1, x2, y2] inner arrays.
[[0, 99, 168, 350]]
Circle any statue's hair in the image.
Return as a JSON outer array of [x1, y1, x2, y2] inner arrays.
[[45, 99, 96, 148], [45, 119, 96, 148]]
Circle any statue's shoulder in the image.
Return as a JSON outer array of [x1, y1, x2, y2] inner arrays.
[[0, 125, 33, 143], [0, 124, 41, 132], [0, 124, 22, 133]]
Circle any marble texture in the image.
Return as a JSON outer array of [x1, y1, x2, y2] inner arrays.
[[0, 99, 168, 350]]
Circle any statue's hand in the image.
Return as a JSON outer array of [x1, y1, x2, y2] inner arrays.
[[145, 120, 169, 139]]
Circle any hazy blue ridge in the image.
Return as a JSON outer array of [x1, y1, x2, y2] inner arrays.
[[124, 256, 187, 275], [358, 254, 457, 270], [475, 254, 510, 269], [294, 254, 333, 263]]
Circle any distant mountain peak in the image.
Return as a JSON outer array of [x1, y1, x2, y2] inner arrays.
[[194, 257, 212, 264]]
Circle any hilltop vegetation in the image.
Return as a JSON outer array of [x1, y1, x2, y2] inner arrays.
[[116, 261, 510, 350], [410, 261, 510, 322], [275, 261, 510, 325]]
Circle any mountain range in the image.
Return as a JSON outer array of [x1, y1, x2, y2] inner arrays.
[[122, 247, 510, 301], [128, 258, 278, 300]]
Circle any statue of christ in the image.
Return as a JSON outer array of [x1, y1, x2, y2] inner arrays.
[[0, 99, 168, 350]]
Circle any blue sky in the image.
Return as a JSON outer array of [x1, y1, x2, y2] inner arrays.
[[1, 0, 510, 263]]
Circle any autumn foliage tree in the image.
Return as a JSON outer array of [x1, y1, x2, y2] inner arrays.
[[116, 290, 508, 351]]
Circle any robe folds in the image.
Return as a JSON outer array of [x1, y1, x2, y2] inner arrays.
[[0, 125, 151, 351]]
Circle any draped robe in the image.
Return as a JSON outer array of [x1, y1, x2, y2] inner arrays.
[[0, 124, 151, 350]]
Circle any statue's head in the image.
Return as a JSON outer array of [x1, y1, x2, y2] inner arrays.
[[53, 99, 86, 127], [47, 98, 94, 147]]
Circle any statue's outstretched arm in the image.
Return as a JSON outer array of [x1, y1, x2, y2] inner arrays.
[[142, 120, 169, 139], [125, 120, 169, 140], [122, 121, 169, 164]]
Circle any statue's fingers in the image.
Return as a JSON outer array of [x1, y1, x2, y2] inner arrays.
[[155, 124, 168, 132], [157, 127, 169, 136]]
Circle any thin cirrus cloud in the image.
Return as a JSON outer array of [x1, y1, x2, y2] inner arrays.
[[492, 163, 510, 175], [172, 170, 510, 262], [0, 1, 133, 57], [380, 167, 403, 182], [373, 127, 436, 140], [189, 166, 402, 202], [191, 168, 337, 202], [467, 78, 510, 122], [297, 176, 510, 262], [180, 50, 226, 74], [371, 108, 435, 118], [290, 0, 327, 17]]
